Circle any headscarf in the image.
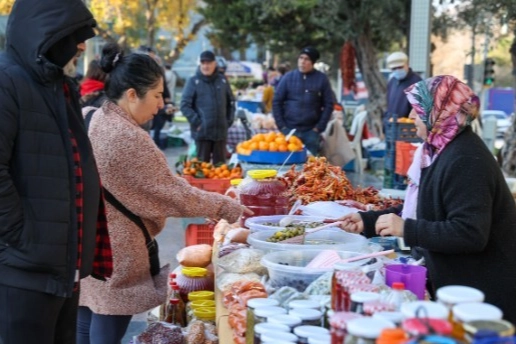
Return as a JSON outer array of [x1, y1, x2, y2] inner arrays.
[[404, 75, 480, 168], [401, 75, 480, 220]]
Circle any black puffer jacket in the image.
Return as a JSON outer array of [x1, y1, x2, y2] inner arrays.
[[0, 0, 100, 297], [180, 69, 235, 141]]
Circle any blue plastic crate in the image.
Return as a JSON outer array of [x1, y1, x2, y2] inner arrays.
[[238, 149, 307, 164], [383, 168, 407, 190], [385, 122, 420, 143], [237, 100, 262, 113], [368, 149, 386, 158], [384, 149, 396, 171]]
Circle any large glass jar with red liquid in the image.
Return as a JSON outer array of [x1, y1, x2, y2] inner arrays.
[[239, 170, 289, 227]]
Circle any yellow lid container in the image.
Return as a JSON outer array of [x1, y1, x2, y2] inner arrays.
[[247, 170, 277, 180], [191, 300, 216, 309], [181, 267, 208, 278], [194, 307, 216, 321], [230, 178, 243, 186], [188, 290, 215, 301]]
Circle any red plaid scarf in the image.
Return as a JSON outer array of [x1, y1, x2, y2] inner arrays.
[[68, 94, 113, 283]]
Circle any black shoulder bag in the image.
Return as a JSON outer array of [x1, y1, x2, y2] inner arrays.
[[103, 188, 161, 276]]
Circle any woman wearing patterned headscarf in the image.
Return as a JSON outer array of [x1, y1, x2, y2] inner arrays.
[[339, 75, 516, 322]]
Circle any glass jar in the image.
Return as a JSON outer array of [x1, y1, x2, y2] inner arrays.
[[247, 298, 280, 344], [344, 317, 395, 344], [329, 312, 363, 344], [400, 301, 449, 320], [402, 318, 453, 337], [289, 308, 323, 327], [463, 320, 515, 343], [239, 170, 289, 227], [372, 312, 405, 327], [451, 302, 503, 341], [289, 300, 321, 311], [268, 314, 303, 330], [254, 306, 287, 325], [294, 325, 330, 344], [349, 292, 380, 315], [254, 322, 290, 344], [186, 299, 215, 324], [176, 267, 214, 302], [261, 331, 298, 343], [192, 307, 216, 325], [308, 333, 331, 344], [332, 270, 371, 312], [436, 286, 485, 340]]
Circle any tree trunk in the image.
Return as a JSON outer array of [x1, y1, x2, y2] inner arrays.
[[169, 18, 207, 64], [501, 36, 516, 177], [353, 27, 387, 137], [145, 0, 158, 48]]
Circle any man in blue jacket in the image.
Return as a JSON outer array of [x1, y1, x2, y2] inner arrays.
[[384, 51, 422, 129], [272, 46, 334, 155]]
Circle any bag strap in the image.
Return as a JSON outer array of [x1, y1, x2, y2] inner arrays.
[[102, 188, 153, 245], [84, 108, 96, 131]]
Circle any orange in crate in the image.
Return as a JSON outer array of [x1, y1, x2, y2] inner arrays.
[[182, 175, 231, 195], [185, 223, 215, 246], [395, 141, 419, 176]]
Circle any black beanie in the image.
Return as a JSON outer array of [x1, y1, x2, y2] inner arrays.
[[46, 26, 95, 68], [299, 46, 320, 64]]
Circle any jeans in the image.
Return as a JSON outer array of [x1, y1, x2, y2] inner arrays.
[[77, 306, 132, 344], [281, 128, 321, 156], [0, 284, 79, 344], [152, 114, 168, 149]]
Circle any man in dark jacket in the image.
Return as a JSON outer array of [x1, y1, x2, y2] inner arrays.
[[272, 46, 334, 155], [0, 1, 112, 343], [384, 51, 422, 129], [181, 50, 235, 164]]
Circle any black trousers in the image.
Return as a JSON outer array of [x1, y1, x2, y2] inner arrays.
[[0, 284, 79, 344], [196, 139, 226, 164]]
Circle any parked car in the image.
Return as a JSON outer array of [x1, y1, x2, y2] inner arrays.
[[482, 110, 512, 138]]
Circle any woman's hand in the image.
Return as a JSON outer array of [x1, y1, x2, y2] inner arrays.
[[375, 213, 404, 237], [336, 213, 364, 234]]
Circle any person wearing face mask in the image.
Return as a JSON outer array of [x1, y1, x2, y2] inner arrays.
[[383, 51, 422, 131], [0, 0, 113, 343]]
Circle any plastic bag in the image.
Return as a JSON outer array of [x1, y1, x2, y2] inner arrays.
[[176, 244, 212, 268], [133, 322, 183, 344], [268, 286, 307, 308], [299, 201, 359, 218], [217, 248, 266, 274], [304, 271, 333, 295], [216, 272, 261, 293]]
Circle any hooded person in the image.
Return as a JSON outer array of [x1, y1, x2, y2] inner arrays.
[[0, 1, 113, 343], [272, 45, 334, 155]]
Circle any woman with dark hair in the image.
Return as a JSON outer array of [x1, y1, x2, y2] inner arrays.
[[80, 59, 108, 108], [76, 43, 248, 343]]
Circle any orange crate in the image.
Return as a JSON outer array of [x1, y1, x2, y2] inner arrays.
[[182, 175, 231, 195], [395, 141, 419, 176], [185, 223, 215, 246]]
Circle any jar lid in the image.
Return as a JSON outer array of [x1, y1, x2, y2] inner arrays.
[[247, 298, 279, 309], [452, 302, 503, 322], [401, 301, 449, 319], [402, 318, 453, 336], [254, 306, 287, 318], [261, 331, 298, 343], [267, 314, 303, 327], [188, 291, 214, 301], [254, 322, 290, 335], [463, 320, 515, 337], [294, 325, 329, 338], [190, 300, 216, 309], [436, 285, 485, 305], [377, 328, 408, 344], [288, 299, 320, 310], [328, 311, 363, 330], [350, 291, 380, 303], [230, 178, 243, 186], [346, 318, 396, 339], [373, 311, 405, 324], [193, 307, 216, 320], [289, 308, 322, 321], [181, 267, 208, 277], [247, 169, 277, 180], [308, 334, 331, 344]]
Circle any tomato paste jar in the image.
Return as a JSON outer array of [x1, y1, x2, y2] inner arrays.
[[239, 170, 289, 227]]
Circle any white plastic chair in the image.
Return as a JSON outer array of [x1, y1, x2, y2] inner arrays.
[[349, 110, 368, 173]]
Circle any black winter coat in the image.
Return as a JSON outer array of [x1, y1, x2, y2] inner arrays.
[[361, 127, 516, 323], [0, 0, 100, 297], [180, 69, 235, 141]]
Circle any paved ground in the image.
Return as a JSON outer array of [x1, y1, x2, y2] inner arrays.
[[121, 129, 383, 343]]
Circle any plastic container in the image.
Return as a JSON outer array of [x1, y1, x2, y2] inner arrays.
[[385, 264, 427, 300], [349, 292, 380, 315], [261, 331, 299, 343], [245, 215, 326, 233], [185, 223, 215, 246], [254, 306, 287, 324], [254, 322, 290, 344], [187, 290, 214, 302], [294, 325, 330, 344], [225, 178, 242, 200], [247, 298, 280, 344], [239, 170, 290, 227], [345, 317, 396, 344], [267, 314, 303, 329], [176, 267, 214, 302], [289, 308, 323, 327], [192, 307, 216, 325], [186, 299, 215, 324], [261, 250, 365, 292], [384, 282, 406, 311], [248, 229, 369, 254], [400, 301, 449, 320]]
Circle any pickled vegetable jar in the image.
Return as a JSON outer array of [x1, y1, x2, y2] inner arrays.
[[239, 170, 289, 227]]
